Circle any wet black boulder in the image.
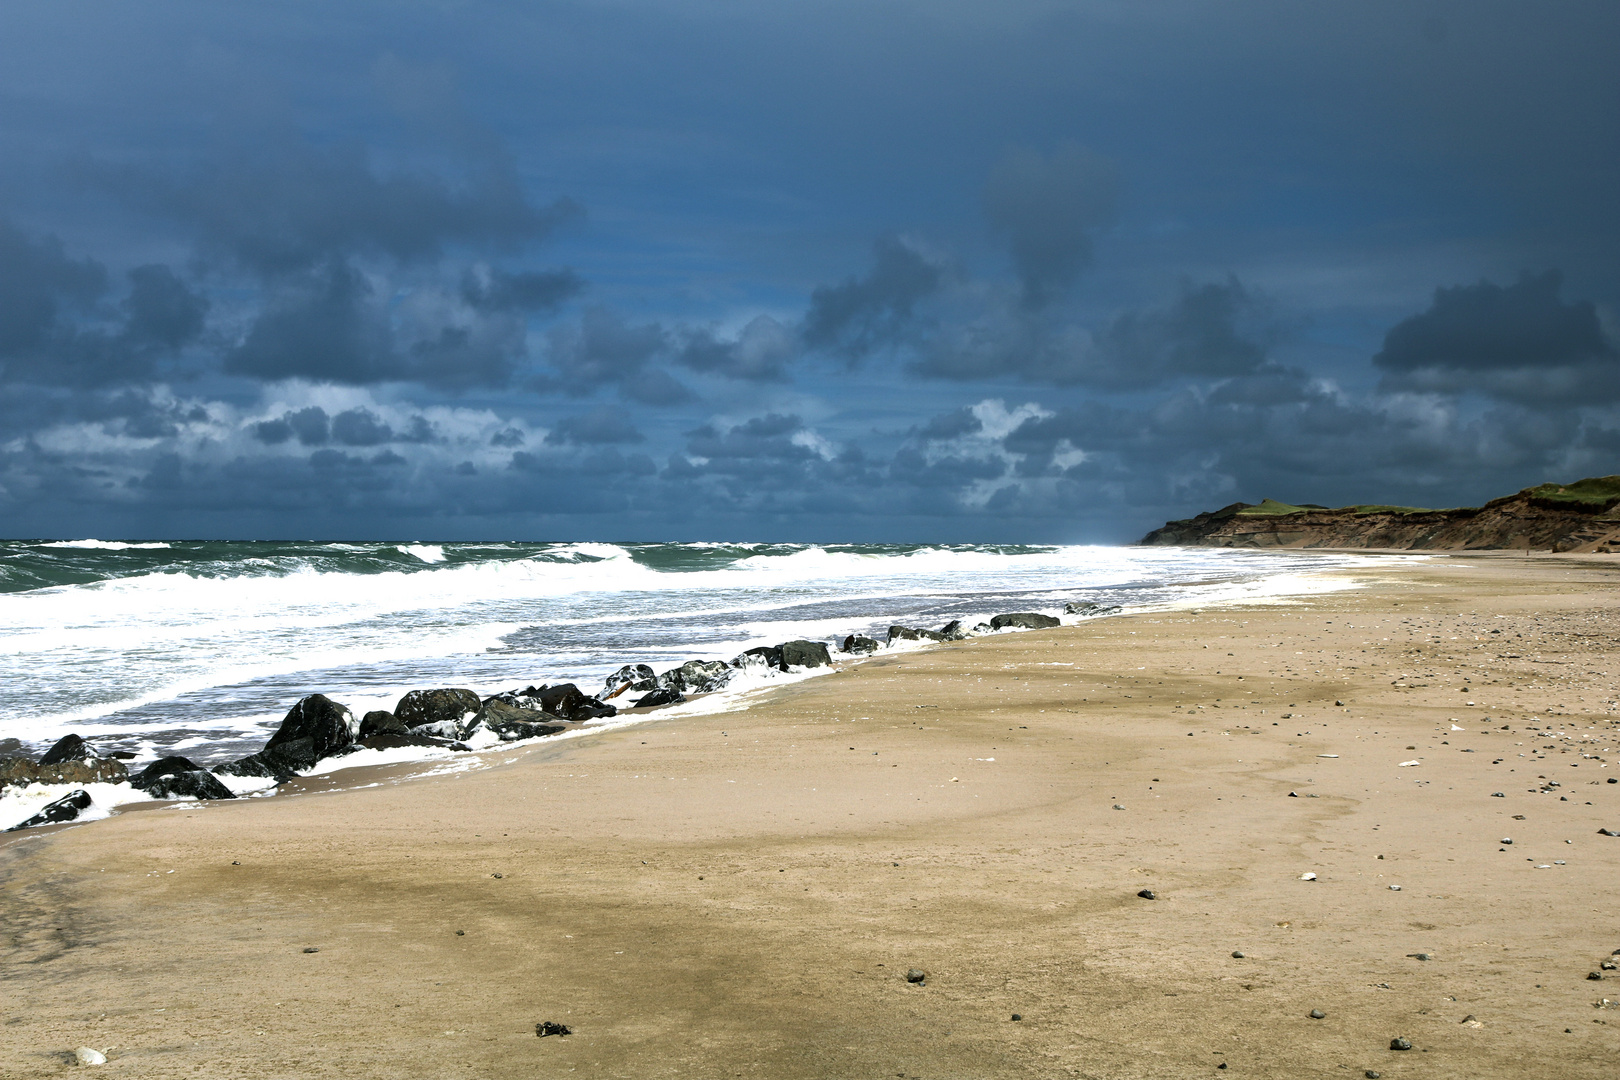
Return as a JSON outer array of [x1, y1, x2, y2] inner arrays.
[[633, 687, 686, 708], [842, 634, 880, 655], [781, 640, 832, 669], [5, 789, 93, 831], [267, 694, 359, 760], [888, 625, 945, 643], [143, 770, 236, 801], [990, 612, 1061, 630], [522, 684, 617, 722], [39, 733, 96, 766], [473, 699, 567, 741], [602, 664, 658, 698], [657, 660, 733, 694], [395, 689, 481, 736], [736, 645, 784, 670], [131, 756, 205, 790], [217, 737, 320, 781], [359, 710, 407, 738]]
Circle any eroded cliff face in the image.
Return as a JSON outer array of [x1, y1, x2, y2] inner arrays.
[[1140, 478, 1620, 552]]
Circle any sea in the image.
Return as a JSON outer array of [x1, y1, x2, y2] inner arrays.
[[0, 540, 1385, 827]]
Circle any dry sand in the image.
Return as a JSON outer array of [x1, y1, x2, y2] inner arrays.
[[4, 554, 1619, 1079]]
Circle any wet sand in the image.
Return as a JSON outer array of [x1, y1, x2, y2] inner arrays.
[[3, 554, 1618, 1079]]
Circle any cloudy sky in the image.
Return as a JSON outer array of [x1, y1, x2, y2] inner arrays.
[[1, 1, 1616, 542]]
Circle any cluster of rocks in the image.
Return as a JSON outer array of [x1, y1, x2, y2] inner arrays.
[[4, 605, 1115, 831]]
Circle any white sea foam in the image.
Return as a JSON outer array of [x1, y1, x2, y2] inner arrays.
[[398, 544, 447, 563], [38, 539, 172, 550]]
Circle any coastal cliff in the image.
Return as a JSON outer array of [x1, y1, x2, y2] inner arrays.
[[1139, 475, 1620, 551]]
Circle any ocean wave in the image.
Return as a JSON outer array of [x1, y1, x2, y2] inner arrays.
[[37, 539, 173, 550]]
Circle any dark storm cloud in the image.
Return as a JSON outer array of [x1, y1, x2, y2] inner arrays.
[[915, 407, 983, 441], [93, 139, 582, 279], [541, 307, 691, 404], [461, 266, 583, 313], [1373, 272, 1619, 403], [543, 406, 644, 445], [800, 236, 944, 361], [0, 221, 210, 389], [677, 316, 795, 381], [122, 264, 209, 351], [227, 262, 392, 384], [982, 145, 1117, 310], [913, 277, 1271, 388]]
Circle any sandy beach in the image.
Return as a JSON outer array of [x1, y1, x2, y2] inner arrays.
[[4, 553, 1619, 1079]]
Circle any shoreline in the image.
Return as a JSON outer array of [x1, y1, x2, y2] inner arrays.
[[0, 552, 1384, 833], [3, 553, 1619, 1078]]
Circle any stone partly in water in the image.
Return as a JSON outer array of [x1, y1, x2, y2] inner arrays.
[[267, 694, 360, 760], [632, 687, 686, 709], [657, 660, 733, 694], [737, 645, 785, 671], [35, 758, 129, 787], [842, 634, 880, 654], [990, 612, 1061, 630], [472, 700, 567, 742], [39, 733, 95, 766], [780, 640, 832, 669], [938, 620, 970, 641], [0, 754, 39, 790], [217, 737, 320, 781], [1064, 601, 1122, 616], [888, 625, 945, 643], [395, 688, 482, 737], [359, 710, 407, 738], [130, 756, 204, 790], [602, 664, 658, 698], [143, 770, 236, 801], [5, 789, 93, 831], [354, 733, 472, 752], [520, 683, 618, 722]]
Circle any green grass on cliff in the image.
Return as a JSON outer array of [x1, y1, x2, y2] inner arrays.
[[1522, 475, 1620, 508], [1235, 498, 1434, 517]]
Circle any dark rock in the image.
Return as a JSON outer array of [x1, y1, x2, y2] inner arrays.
[[5, 788, 93, 830], [535, 1021, 571, 1037], [990, 612, 1061, 630], [131, 756, 204, 790], [842, 634, 880, 655], [217, 737, 320, 781], [36, 758, 128, 786], [781, 640, 832, 669], [1064, 601, 1122, 616], [1599, 828, 1619, 836], [1406, 953, 1432, 961], [888, 625, 945, 643], [355, 733, 473, 751], [39, 733, 95, 766], [632, 687, 686, 709], [1309, 1009, 1325, 1019], [737, 645, 785, 670], [395, 688, 481, 737], [938, 620, 969, 641], [0, 737, 24, 755], [522, 683, 617, 722], [658, 660, 733, 693], [1231, 951, 1244, 958], [905, 969, 926, 984], [359, 710, 407, 738], [472, 700, 567, 741], [1589, 972, 1604, 980], [1389, 1037, 1411, 1051], [144, 770, 236, 800], [267, 694, 359, 760], [602, 664, 658, 699], [1011, 1014, 1022, 1021], [1366, 1073, 1381, 1079], [303, 947, 319, 953], [1137, 888, 1157, 900]]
